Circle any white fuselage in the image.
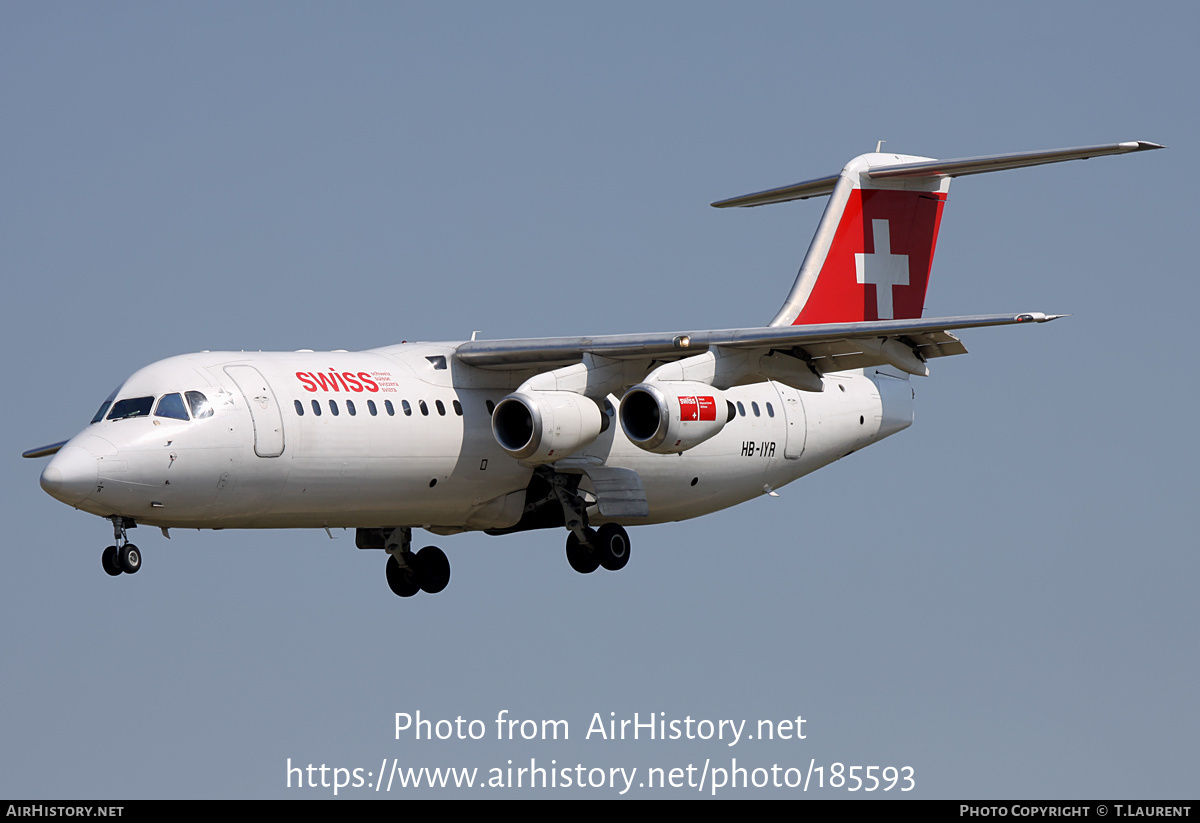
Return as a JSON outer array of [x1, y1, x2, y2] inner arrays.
[[43, 342, 914, 533]]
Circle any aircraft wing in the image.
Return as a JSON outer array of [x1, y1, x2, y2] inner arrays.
[[454, 312, 1062, 374]]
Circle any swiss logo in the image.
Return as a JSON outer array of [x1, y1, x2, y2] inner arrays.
[[678, 396, 716, 422]]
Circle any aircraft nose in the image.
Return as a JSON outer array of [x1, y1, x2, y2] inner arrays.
[[40, 444, 99, 506]]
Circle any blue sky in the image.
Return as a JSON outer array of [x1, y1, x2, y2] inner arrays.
[[2, 2, 1196, 798]]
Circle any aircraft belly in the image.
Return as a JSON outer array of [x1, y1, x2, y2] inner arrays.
[[256, 455, 519, 528]]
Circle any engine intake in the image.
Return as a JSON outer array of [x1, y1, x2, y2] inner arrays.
[[619, 381, 731, 454], [492, 390, 603, 463]]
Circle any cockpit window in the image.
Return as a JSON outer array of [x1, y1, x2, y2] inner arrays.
[[107, 396, 154, 421], [90, 386, 120, 424], [186, 391, 214, 419], [154, 393, 190, 421]]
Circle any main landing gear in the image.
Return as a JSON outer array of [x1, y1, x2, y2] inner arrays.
[[566, 523, 631, 575], [547, 471, 632, 575], [383, 527, 451, 598], [102, 516, 141, 576]]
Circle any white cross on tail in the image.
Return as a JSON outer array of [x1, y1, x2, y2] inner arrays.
[[855, 218, 909, 320]]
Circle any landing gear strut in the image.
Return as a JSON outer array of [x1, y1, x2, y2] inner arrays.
[[547, 471, 633, 575], [102, 516, 140, 576], [383, 528, 451, 597]]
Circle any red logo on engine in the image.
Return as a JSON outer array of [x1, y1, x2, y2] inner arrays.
[[679, 396, 716, 422]]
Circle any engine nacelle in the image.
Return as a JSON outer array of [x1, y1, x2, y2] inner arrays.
[[491, 390, 604, 463], [619, 381, 731, 454]]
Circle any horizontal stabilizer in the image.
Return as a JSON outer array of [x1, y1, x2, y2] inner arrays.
[[867, 140, 1164, 181], [712, 141, 1163, 208], [22, 440, 67, 459], [711, 174, 840, 208]]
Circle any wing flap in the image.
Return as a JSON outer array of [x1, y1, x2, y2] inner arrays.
[[794, 331, 965, 374], [582, 466, 650, 518]]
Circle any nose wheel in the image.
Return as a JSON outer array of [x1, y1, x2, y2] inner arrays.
[[101, 517, 141, 576]]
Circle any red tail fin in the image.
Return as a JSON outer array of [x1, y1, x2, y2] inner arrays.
[[759, 151, 953, 326], [709, 141, 1162, 328], [793, 185, 947, 324]]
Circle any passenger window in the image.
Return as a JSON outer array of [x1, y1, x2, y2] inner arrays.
[[435, 400, 446, 416], [766, 403, 774, 418], [751, 402, 760, 417], [402, 400, 411, 416], [107, 396, 154, 421], [186, 391, 214, 419], [329, 400, 339, 416], [367, 400, 377, 416], [419, 400, 428, 416], [294, 400, 304, 416], [154, 393, 190, 420], [453, 399, 463, 416], [737, 402, 745, 417], [385, 400, 395, 416], [311, 399, 322, 416], [347, 400, 357, 416]]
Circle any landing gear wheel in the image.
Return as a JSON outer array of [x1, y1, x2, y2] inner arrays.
[[566, 528, 600, 574], [120, 544, 141, 574], [386, 554, 420, 598], [416, 546, 450, 594], [102, 545, 123, 577], [595, 523, 631, 571]]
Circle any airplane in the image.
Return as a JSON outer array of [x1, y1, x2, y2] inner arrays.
[[24, 140, 1161, 598]]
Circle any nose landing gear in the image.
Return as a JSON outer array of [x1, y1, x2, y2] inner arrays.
[[101, 517, 141, 576]]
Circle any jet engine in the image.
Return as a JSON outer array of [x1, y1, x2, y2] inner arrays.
[[619, 381, 733, 454], [491, 390, 604, 463]]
